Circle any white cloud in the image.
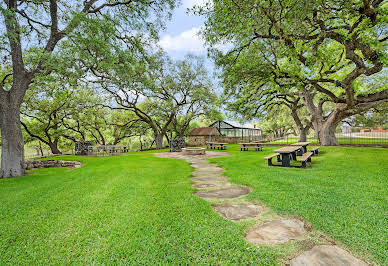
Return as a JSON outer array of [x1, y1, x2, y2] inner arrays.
[[158, 27, 206, 53], [183, 0, 210, 9]]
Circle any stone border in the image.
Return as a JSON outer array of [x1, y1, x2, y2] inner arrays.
[[24, 160, 82, 170]]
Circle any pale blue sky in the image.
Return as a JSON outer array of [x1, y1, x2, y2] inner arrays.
[[159, 0, 209, 59], [158, 0, 224, 94]]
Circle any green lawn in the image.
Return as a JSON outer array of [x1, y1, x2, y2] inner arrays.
[[0, 147, 387, 264], [0, 153, 275, 264], [210, 145, 388, 265]]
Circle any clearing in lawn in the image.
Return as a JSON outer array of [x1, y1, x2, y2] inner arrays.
[[0, 146, 387, 265]]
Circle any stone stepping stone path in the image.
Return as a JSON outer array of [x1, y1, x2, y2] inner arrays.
[[192, 182, 232, 189], [193, 167, 225, 176], [290, 245, 367, 266], [213, 204, 262, 221], [191, 176, 228, 182], [153, 151, 369, 265], [195, 186, 250, 199], [246, 219, 306, 245]]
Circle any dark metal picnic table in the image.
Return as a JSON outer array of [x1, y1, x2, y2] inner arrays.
[[206, 142, 228, 150], [239, 142, 263, 151], [273, 146, 303, 167], [290, 142, 311, 154]]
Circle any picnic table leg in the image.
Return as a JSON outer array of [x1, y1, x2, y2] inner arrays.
[[291, 151, 298, 160], [281, 153, 291, 167]]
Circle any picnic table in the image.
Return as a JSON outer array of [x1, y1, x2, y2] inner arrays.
[[88, 145, 128, 155], [239, 143, 263, 151], [206, 142, 228, 150], [290, 142, 311, 154], [272, 146, 303, 167]]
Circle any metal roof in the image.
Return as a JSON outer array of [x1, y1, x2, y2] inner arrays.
[[210, 120, 261, 130]]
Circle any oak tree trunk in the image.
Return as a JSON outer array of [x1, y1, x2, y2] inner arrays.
[[0, 104, 25, 178], [318, 123, 339, 146], [48, 140, 62, 155], [155, 133, 164, 149], [312, 108, 345, 146], [303, 89, 344, 146], [299, 127, 308, 142], [39, 142, 44, 156]]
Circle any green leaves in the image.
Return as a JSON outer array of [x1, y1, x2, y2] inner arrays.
[[196, 0, 388, 134]]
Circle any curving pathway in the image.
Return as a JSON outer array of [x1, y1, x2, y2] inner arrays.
[[154, 151, 368, 265]]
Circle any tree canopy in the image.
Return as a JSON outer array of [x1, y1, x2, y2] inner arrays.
[[0, 0, 177, 177], [196, 0, 388, 145]]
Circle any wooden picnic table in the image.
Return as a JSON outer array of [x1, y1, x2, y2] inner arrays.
[[239, 143, 263, 151], [206, 142, 228, 150], [89, 145, 128, 154], [273, 146, 303, 167], [290, 142, 311, 154]]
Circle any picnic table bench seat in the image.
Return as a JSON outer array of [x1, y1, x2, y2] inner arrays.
[[310, 147, 319, 155], [297, 152, 314, 168], [264, 153, 281, 166]]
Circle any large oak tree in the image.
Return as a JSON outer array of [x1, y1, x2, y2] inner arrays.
[[0, 0, 176, 177], [196, 0, 387, 145], [84, 53, 217, 149]]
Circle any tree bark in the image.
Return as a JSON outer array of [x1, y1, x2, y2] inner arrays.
[[48, 139, 62, 154], [303, 89, 347, 146], [39, 142, 44, 156], [319, 122, 339, 146], [0, 104, 25, 178], [299, 128, 308, 142], [155, 133, 164, 149]]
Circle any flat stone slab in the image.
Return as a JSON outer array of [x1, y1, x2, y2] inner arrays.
[[192, 182, 231, 189], [290, 245, 367, 266], [195, 186, 250, 199], [213, 204, 262, 221], [193, 168, 225, 176], [246, 219, 306, 245], [191, 163, 213, 168], [186, 159, 205, 164], [191, 176, 228, 182]]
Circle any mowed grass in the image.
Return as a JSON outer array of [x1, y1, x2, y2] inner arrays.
[[0, 147, 387, 264], [210, 145, 388, 265], [0, 153, 277, 264]]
